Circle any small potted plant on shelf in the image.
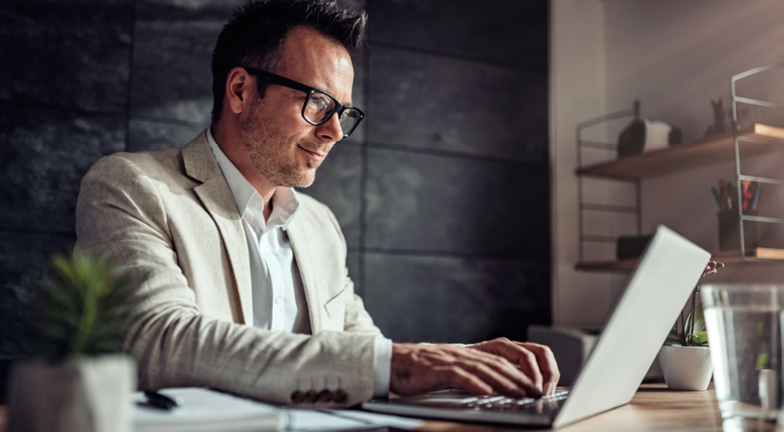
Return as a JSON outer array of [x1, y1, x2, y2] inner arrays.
[[7, 250, 138, 432], [657, 261, 722, 391]]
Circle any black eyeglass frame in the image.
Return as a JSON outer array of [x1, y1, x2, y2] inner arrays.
[[244, 67, 364, 138]]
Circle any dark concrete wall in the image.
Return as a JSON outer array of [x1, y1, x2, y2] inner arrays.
[[0, 0, 550, 367]]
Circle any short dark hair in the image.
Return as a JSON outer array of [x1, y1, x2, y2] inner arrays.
[[211, 0, 367, 124]]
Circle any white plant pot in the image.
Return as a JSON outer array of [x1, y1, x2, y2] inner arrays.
[[657, 345, 713, 391], [7, 354, 136, 432]]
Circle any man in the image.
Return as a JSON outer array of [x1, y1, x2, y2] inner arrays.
[[75, 0, 559, 407]]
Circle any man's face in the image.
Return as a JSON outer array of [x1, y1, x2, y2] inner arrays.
[[239, 26, 355, 189]]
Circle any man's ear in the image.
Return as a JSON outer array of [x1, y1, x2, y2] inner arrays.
[[225, 67, 252, 115]]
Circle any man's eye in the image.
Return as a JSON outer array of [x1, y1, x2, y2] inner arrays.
[[309, 95, 330, 111]]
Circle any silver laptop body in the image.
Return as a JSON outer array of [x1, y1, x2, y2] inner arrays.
[[362, 225, 710, 428]]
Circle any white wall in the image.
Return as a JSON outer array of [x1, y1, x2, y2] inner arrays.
[[551, 0, 628, 329], [552, 0, 784, 329]]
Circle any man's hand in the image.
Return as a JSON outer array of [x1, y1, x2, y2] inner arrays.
[[469, 338, 560, 396], [390, 340, 559, 399]]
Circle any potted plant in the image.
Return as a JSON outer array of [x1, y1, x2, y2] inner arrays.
[[7, 250, 138, 432], [657, 262, 722, 391]]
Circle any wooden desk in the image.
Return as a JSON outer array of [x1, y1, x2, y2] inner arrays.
[[413, 384, 722, 432], [0, 384, 723, 432]]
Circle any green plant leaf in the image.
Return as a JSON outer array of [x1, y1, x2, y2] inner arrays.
[[667, 286, 710, 347], [693, 304, 706, 333], [757, 353, 770, 370], [29, 249, 137, 362]]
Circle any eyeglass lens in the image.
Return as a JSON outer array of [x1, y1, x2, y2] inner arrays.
[[304, 91, 361, 136], [339, 109, 362, 135]]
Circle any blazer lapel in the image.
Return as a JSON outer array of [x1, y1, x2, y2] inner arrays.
[[182, 133, 253, 325], [286, 220, 323, 334]]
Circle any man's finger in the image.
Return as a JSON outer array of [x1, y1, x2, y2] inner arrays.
[[510, 347, 544, 391], [516, 342, 560, 394], [431, 364, 494, 395], [450, 347, 543, 397], [453, 359, 529, 397], [469, 338, 545, 392], [390, 343, 543, 398]]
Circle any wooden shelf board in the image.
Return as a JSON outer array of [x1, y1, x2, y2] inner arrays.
[[712, 247, 784, 261], [575, 259, 637, 272], [576, 247, 784, 272], [576, 124, 784, 179]]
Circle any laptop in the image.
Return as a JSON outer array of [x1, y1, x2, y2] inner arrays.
[[362, 225, 710, 428]]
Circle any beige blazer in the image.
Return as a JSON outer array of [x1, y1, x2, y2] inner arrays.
[[75, 132, 383, 407]]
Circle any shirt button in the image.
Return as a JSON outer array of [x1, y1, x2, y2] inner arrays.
[[275, 297, 282, 305]]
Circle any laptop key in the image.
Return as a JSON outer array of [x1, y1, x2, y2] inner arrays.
[[474, 391, 569, 414]]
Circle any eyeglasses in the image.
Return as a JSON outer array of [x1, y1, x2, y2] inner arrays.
[[245, 67, 365, 138]]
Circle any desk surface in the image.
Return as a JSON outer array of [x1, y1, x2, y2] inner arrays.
[[407, 384, 722, 432], [0, 384, 723, 432]]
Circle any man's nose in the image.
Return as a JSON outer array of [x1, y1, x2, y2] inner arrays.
[[316, 113, 344, 142]]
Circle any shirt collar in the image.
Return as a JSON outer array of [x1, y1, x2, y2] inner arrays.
[[206, 128, 300, 233]]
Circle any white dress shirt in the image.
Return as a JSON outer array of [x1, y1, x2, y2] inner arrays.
[[207, 129, 390, 396]]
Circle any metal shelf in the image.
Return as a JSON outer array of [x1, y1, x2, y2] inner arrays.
[[575, 64, 784, 270], [575, 101, 642, 265], [730, 64, 784, 257]]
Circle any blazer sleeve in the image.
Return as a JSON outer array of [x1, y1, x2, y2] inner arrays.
[[75, 155, 379, 407]]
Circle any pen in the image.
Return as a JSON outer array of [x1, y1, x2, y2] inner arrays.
[[144, 390, 182, 411], [751, 184, 761, 212], [711, 186, 721, 207], [726, 181, 734, 210]]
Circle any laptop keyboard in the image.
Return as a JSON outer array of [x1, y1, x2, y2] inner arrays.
[[401, 389, 570, 416], [461, 390, 569, 414]]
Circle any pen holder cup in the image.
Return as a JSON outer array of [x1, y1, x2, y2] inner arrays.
[[718, 210, 757, 251]]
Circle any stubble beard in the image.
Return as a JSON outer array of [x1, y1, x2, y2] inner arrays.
[[239, 101, 320, 189], [307, 159, 322, 169]]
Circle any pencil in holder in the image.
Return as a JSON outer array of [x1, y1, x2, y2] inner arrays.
[[717, 210, 757, 251]]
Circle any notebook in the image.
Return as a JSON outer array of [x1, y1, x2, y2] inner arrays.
[[133, 387, 283, 432], [362, 225, 710, 428]]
